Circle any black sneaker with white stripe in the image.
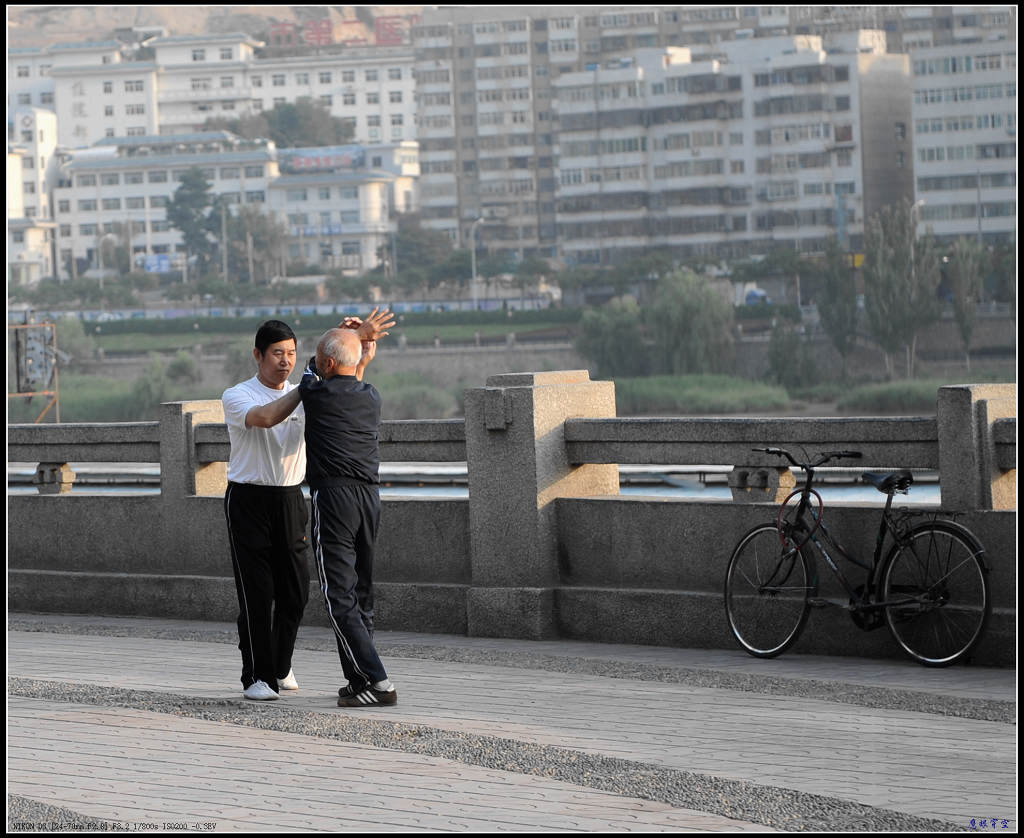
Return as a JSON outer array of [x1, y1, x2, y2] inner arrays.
[[337, 683, 398, 707]]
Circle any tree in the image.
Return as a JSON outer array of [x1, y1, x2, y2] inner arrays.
[[947, 237, 986, 371], [576, 297, 650, 377], [813, 237, 859, 380], [647, 269, 735, 375], [213, 202, 288, 285], [862, 199, 941, 378], [202, 100, 353, 148], [987, 241, 1016, 313], [166, 167, 216, 274], [388, 213, 455, 275], [263, 100, 355, 148]]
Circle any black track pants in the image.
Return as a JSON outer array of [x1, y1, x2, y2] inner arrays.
[[311, 484, 388, 689], [224, 482, 311, 692]]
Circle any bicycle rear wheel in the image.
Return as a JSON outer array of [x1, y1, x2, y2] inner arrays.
[[724, 524, 814, 658], [881, 522, 990, 667]]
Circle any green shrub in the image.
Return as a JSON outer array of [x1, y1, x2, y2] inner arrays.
[[613, 374, 790, 415], [836, 380, 945, 414]]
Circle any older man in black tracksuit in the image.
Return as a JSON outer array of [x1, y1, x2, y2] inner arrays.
[[299, 327, 397, 707]]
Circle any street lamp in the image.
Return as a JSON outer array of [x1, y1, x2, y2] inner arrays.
[[470, 216, 484, 310]]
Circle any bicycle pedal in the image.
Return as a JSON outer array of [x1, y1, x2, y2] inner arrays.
[[807, 597, 830, 608]]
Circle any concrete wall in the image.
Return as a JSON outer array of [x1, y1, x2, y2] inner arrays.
[[7, 377, 1016, 665]]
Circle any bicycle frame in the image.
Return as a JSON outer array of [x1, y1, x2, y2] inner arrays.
[[786, 468, 902, 610]]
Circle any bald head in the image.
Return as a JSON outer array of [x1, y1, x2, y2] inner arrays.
[[316, 328, 362, 378]]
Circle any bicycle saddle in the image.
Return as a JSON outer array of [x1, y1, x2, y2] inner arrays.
[[861, 470, 913, 494]]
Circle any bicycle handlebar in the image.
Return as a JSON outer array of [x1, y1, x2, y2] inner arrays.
[[751, 447, 863, 469]]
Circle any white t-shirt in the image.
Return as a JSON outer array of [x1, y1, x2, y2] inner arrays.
[[222, 376, 306, 486]]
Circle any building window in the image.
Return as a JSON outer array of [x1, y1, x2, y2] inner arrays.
[[320, 71, 332, 84], [252, 76, 262, 87], [192, 49, 206, 61], [389, 90, 402, 103], [367, 92, 379, 104], [244, 165, 264, 177], [125, 80, 144, 92], [388, 67, 402, 80], [366, 69, 378, 82], [295, 72, 309, 85], [272, 74, 285, 86], [105, 105, 115, 116], [220, 47, 233, 60], [192, 77, 212, 90], [343, 93, 356, 105], [126, 104, 146, 115], [100, 173, 120, 185], [103, 81, 113, 94], [221, 76, 235, 88], [342, 70, 354, 83], [17, 65, 29, 77]]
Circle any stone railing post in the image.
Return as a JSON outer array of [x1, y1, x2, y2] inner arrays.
[[464, 371, 618, 639], [728, 465, 796, 503], [937, 384, 1017, 511], [159, 400, 228, 501]]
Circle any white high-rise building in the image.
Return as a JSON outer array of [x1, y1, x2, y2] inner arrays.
[[911, 42, 1017, 244], [8, 107, 59, 284], [9, 34, 416, 149], [551, 34, 914, 268]]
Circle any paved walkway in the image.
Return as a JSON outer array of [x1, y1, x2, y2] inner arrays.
[[7, 614, 1017, 833]]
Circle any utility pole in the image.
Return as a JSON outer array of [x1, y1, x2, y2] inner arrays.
[[246, 229, 255, 284], [221, 202, 229, 282]]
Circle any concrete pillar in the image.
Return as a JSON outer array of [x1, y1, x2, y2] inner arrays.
[[32, 462, 76, 495], [159, 400, 227, 501], [937, 384, 1017, 511], [464, 371, 618, 639]]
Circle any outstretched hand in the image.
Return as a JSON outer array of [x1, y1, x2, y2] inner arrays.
[[347, 307, 396, 341]]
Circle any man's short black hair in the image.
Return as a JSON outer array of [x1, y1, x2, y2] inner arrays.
[[254, 320, 296, 355]]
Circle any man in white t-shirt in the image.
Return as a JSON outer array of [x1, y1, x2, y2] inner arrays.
[[222, 312, 393, 701]]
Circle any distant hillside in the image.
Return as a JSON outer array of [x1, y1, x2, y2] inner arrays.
[[7, 5, 422, 48]]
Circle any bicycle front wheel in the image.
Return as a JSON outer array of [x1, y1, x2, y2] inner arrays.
[[881, 522, 990, 667], [724, 524, 814, 658]]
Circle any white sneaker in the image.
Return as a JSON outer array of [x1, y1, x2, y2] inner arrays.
[[243, 680, 279, 701], [278, 669, 299, 691]]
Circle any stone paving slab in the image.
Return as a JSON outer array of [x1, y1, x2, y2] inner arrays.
[[10, 613, 1015, 703], [6, 625, 1017, 832], [9, 698, 757, 833]]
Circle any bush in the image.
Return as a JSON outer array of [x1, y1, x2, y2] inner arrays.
[[613, 374, 790, 415], [836, 380, 946, 414], [365, 371, 460, 420], [767, 325, 820, 390]]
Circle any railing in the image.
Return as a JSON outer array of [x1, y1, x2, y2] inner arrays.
[[7, 377, 1016, 664]]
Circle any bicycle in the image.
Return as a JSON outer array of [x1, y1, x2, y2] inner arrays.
[[723, 447, 991, 667]]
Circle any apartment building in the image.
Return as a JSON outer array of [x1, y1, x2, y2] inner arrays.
[[8, 107, 59, 284], [415, 6, 926, 264], [9, 33, 416, 149], [51, 132, 418, 281], [911, 41, 1017, 244], [552, 34, 913, 267]]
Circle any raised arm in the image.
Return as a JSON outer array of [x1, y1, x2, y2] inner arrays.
[[244, 387, 302, 428]]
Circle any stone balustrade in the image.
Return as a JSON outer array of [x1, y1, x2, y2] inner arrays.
[[7, 375, 1016, 665]]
